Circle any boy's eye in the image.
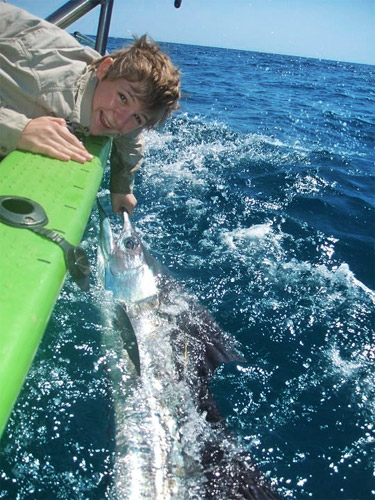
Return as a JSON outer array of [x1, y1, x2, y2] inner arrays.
[[134, 114, 142, 125], [119, 93, 127, 103]]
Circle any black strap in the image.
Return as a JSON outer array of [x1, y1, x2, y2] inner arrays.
[[30, 225, 90, 291]]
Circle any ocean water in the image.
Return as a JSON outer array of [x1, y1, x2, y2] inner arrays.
[[0, 39, 374, 499]]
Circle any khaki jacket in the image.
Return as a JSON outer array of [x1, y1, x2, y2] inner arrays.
[[0, 3, 143, 194]]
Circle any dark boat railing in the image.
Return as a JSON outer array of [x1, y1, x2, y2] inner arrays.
[[46, 0, 183, 55], [46, 0, 114, 55]]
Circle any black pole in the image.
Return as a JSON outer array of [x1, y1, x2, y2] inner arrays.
[[95, 0, 114, 55], [47, 0, 180, 55], [46, 0, 102, 28]]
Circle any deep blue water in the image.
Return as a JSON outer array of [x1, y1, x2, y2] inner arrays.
[[0, 40, 374, 499]]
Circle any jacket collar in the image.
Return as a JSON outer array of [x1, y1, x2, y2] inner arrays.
[[68, 67, 97, 136]]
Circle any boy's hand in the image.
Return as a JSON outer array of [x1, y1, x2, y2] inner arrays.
[[111, 193, 137, 216], [17, 116, 93, 163]]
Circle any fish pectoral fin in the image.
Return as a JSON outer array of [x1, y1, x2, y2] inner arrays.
[[113, 303, 141, 376]]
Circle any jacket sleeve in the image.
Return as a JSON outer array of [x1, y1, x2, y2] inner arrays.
[[0, 107, 31, 156], [109, 131, 144, 194], [0, 4, 37, 155]]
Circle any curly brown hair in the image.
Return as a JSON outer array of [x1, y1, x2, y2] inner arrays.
[[92, 35, 181, 128]]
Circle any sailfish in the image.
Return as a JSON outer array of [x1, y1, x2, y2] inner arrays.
[[96, 196, 280, 500]]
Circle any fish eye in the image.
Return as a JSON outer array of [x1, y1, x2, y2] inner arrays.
[[123, 237, 139, 250]]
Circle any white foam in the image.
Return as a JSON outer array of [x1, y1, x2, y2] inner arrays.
[[329, 348, 362, 376], [221, 222, 274, 250]]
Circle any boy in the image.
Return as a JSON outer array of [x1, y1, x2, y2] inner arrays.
[[0, 3, 181, 214]]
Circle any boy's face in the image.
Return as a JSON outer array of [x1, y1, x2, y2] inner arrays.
[[90, 58, 149, 136]]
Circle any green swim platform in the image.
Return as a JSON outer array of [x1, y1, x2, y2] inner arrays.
[[0, 136, 111, 438]]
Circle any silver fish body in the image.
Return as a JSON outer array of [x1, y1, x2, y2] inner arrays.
[[96, 197, 280, 500], [97, 198, 207, 499]]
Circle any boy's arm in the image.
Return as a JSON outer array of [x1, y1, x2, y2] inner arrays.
[[110, 131, 144, 214], [18, 116, 93, 163], [0, 108, 92, 163], [0, 107, 30, 156]]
